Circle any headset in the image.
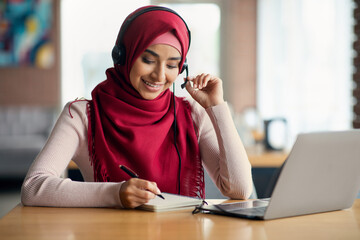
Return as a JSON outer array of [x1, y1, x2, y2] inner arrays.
[[112, 6, 192, 195], [112, 6, 190, 80]]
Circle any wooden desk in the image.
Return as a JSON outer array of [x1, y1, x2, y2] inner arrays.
[[1, 200, 359, 240]]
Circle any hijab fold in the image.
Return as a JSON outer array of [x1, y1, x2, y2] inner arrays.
[[87, 6, 204, 198]]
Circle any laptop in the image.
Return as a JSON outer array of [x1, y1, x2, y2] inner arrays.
[[199, 130, 360, 220]]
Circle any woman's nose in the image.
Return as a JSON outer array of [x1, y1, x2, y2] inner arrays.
[[151, 64, 166, 82]]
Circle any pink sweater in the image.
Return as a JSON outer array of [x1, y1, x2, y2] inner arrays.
[[21, 99, 252, 208]]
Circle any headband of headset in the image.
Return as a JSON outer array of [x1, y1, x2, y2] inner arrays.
[[111, 6, 190, 73]]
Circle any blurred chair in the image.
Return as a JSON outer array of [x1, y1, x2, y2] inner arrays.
[[0, 107, 56, 179]]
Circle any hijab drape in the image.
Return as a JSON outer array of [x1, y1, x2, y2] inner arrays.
[[87, 6, 204, 198]]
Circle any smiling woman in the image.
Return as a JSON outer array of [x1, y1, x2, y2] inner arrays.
[[129, 41, 181, 100]]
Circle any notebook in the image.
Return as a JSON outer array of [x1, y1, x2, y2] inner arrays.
[[137, 193, 203, 212], [197, 130, 360, 220]]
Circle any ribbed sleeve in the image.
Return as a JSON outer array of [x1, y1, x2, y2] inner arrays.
[[21, 101, 123, 208], [189, 100, 253, 199]]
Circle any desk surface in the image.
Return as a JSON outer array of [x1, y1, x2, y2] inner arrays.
[[1, 200, 359, 240]]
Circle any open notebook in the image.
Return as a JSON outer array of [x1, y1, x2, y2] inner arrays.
[[137, 193, 203, 212]]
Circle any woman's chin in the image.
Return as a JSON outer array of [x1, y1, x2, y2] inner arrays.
[[139, 91, 161, 100]]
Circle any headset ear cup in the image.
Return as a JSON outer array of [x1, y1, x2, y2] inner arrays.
[[112, 44, 126, 65], [118, 45, 126, 65], [112, 45, 120, 64], [180, 60, 188, 74]]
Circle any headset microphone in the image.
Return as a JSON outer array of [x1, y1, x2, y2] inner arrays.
[[180, 62, 189, 89]]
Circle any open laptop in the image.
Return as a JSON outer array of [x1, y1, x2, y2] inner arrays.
[[200, 130, 360, 220]]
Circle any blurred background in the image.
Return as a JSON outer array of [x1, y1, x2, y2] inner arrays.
[[0, 0, 358, 217]]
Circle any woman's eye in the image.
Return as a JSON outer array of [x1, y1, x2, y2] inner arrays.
[[142, 57, 154, 64], [167, 64, 178, 69]]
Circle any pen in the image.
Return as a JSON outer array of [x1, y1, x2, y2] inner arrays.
[[119, 165, 165, 200]]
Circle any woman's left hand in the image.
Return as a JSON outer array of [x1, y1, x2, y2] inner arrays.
[[184, 73, 225, 109]]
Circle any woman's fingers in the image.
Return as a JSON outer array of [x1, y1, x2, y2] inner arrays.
[[191, 73, 209, 89], [199, 74, 211, 89], [191, 73, 218, 90], [120, 178, 161, 208], [184, 73, 224, 109]]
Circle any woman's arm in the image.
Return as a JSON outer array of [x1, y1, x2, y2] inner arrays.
[[190, 100, 253, 199], [185, 74, 253, 199], [21, 101, 123, 207]]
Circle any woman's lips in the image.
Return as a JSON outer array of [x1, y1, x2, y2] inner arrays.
[[142, 79, 164, 91]]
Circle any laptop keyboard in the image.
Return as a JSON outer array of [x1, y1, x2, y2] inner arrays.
[[215, 199, 269, 217], [232, 206, 267, 217]]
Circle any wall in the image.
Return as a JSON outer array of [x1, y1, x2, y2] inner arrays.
[[220, 0, 257, 113], [0, 0, 61, 108]]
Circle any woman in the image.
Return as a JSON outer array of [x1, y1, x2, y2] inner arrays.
[[21, 5, 253, 209]]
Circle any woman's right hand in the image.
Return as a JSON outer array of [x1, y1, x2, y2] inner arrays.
[[119, 178, 161, 208]]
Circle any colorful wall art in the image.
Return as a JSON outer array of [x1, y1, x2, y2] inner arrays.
[[0, 0, 53, 68]]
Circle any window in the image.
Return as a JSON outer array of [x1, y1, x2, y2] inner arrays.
[[257, 0, 354, 147], [61, 0, 150, 104]]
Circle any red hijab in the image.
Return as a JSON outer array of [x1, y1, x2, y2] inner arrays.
[[88, 6, 204, 198]]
